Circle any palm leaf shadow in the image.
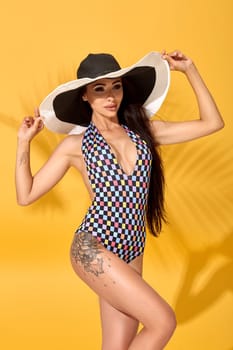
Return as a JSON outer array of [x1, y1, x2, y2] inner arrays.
[[159, 131, 233, 325], [174, 233, 233, 323], [1, 63, 81, 213], [152, 98, 233, 326]]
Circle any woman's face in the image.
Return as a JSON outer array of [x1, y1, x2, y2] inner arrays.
[[82, 78, 123, 119]]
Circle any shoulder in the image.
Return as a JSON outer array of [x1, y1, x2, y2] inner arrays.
[[149, 119, 172, 145], [150, 119, 166, 132], [54, 132, 85, 158]]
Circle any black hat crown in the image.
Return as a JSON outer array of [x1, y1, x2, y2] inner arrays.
[[77, 53, 121, 79]]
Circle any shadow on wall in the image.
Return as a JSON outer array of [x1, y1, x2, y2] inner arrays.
[[159, 130, 233, 325], [1, 63, 78, 211], [174, 233, 233, 323]]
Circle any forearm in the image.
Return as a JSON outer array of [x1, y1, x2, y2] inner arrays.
[[15, 139, 33, 205], [184, 64, 224, 129]]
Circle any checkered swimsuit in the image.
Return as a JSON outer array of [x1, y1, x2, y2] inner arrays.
[[76, 121, 152, 263]]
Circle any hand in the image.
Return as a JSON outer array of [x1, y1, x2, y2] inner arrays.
[[18, 107, 44, 142], [162, 50, 194, 73]]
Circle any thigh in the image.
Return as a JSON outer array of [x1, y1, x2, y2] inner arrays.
[[99, 256, 143, 350], [70, 231, 173, 329]]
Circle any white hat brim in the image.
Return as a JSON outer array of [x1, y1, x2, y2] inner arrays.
[[39, 52, 170, 134]]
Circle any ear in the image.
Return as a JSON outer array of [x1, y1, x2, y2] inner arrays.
[[82, 94, 88, 102]]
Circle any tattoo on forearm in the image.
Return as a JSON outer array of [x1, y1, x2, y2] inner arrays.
[[71, 232, 104, 277], [19, 152, 29, 167]]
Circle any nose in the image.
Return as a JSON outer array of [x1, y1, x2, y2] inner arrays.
[[107, 88, 115, 99]]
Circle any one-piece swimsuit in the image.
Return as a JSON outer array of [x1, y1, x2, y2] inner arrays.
[[75, 121, 152, 263]]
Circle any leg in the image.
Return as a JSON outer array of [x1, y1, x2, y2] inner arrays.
[[99, 256, 143, 350], [70, 232, 176, 350], [99, 298, 139, 350]]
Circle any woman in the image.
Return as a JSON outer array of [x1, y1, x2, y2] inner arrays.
[[16, 50, 224, 349]]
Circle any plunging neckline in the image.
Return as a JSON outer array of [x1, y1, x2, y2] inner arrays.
[[91, 122, 139, 177]]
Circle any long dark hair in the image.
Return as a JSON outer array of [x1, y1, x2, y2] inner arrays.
[[118, 105, 166, 237], [78, 81, 166, 236]]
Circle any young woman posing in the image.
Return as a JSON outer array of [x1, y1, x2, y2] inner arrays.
[[16, 50, 224, 349]]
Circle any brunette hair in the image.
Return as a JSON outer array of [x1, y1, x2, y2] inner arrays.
[[118, 106, 166, 237]]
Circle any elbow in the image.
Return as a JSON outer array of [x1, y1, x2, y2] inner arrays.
[[17, 199, 30, 206], [16, 196, 32, 206], [209, 118, 225, 133], [220, 119, 225, 129], [215, 119, 225, 131], [216, 111, 225, 130], [216, 113, 225, 129]]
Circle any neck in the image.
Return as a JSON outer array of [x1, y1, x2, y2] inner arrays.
[[91, 114, 120, 131]]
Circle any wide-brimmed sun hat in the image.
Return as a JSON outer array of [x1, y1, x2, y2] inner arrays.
[[39, 51, 170, 134]]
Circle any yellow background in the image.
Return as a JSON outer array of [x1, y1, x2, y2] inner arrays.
[[1, 0, 232, 349]]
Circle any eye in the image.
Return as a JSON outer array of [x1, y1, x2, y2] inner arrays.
[[113, 83, 122, 90], [93, 86, 105, 92]]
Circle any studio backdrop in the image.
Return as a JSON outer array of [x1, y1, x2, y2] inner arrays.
[[0, 0, 232, 349]]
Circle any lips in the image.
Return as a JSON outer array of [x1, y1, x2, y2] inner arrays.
[[105, 104, 117, 108], [104, 104, 117, 110]]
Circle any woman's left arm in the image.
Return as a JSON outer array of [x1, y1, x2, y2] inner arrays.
[[151, 50, 224, 145]]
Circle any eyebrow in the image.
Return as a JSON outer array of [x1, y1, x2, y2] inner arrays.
[[92, 79, 122, 87]]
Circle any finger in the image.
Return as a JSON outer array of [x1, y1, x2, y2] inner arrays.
[[24, 116, 33, 122], [162, 54, 175, 70], [167, 50, 182, 58], [24, 116, 34, 127], [34, 107, 40, 118], [170, 50, 187, 61], [33, 116, 44, 131]]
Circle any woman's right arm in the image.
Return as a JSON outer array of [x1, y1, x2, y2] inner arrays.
[[15, 108, 80, 205]]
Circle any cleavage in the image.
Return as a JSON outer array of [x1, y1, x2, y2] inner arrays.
[[101, 128, 138, 176]]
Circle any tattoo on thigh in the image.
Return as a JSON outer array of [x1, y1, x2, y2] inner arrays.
[[71, 232, 104, 277]]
